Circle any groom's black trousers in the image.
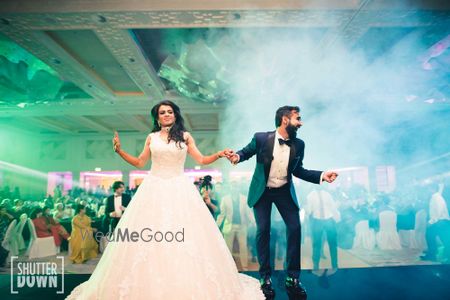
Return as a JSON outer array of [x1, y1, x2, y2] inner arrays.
[[253, 184, 301, 279]]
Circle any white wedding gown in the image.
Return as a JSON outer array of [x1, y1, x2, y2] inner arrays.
[[66, 132, 264, 299]]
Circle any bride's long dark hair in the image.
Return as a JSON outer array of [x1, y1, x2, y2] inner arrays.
[[150, 100, 187, 148]]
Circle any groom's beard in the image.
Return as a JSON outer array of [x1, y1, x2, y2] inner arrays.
[[286, 123, 298, 139]]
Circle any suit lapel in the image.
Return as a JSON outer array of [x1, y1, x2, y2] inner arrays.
[[263, 131, 276, 179], [288, 139, 297, 173]]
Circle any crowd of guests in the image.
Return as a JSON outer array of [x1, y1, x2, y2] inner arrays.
[[0, 184, 133, 268], [1, 176, 449, 272], [194, 176, 450, 272]]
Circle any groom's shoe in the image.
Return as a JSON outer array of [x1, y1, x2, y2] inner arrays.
[[285, 276, 307, 300], [260, 277, 275, 299]]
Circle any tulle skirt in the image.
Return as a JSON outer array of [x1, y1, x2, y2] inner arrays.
[[66, 173, 264, 299]]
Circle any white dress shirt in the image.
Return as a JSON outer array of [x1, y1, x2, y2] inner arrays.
[[305, 190, 340, 221], [114, 194, 123, 217], [267, 131, 290, 188], [429, 192, 450, 224]]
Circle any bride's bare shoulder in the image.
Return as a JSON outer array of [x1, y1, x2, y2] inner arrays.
[[184, 131, 194, 145], [146, 132, 155, 143], [183, 131, 191, 139]]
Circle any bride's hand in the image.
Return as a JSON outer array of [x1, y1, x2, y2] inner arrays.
[[113, 131, 121, 152], [217, 149, 228, 158], [219, 148, 234, 158]]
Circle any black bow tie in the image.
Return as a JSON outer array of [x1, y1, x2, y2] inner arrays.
[[278, 138, 292, 147]]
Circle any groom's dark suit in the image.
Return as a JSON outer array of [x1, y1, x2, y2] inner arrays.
[[236, 131, 322, 279]]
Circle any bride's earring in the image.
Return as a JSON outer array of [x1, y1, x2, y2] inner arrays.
[[157, 121, 161, 127]]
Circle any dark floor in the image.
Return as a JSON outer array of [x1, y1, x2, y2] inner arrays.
[[1, 265, 450, 300]]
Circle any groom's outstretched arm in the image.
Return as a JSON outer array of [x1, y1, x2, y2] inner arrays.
[[292, 142, 322, 184], [235, 134, 258, 163]]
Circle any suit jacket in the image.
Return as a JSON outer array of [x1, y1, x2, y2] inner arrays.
[[102, 194, 131, 231], [236, 131, 322, 208]]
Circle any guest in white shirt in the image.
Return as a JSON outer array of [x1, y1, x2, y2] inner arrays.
[[64, 204, 75, 218], [305, 186, 340, 273], [53, 203, 69, 222], [429, 184, 450, 225], [421, 183, 450, 261]]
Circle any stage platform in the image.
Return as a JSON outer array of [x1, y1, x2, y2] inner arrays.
[[1, 264, 449, 299]]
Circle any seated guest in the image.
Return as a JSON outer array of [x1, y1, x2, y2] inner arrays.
[[64, 204, 75, 218], [79, 200, 96, 219], [0, 205, 14, 268], [103, 181, 131, 234], [42, 206, 70, 246], [31, 208, 53, 239], [31, 207, 69, 247], [13, 199, 26, 219], [0, 199, 15, 217], [70, 204, 98, 264], [44, 197, 54, 210], [0, 204, 14, 223], [97, 204, 106, 218], [53, 203, 69, 222]]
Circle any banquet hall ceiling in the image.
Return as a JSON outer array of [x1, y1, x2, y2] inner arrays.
[[0, 0, 449, 136]]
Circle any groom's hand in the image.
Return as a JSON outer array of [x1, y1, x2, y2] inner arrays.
[[223, 149, 234, 158], [228, 153, 240, 165], [322, 171, 338, 183], [222, 149, 239, 164], [217, 148, 234, 159]]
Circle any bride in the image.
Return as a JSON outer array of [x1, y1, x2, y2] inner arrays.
[[66, 100, 264, 299]]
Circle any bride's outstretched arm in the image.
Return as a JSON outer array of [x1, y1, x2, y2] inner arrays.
[[113, 131, 151, 168], [185, 132, 227, 165]]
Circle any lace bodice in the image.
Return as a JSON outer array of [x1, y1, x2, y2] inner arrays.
[[148, 131, 187, 178]]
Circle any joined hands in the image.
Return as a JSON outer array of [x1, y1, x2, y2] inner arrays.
[[218, 149, 239, 164]]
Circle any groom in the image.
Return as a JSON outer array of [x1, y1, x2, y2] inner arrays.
[[227, 105, 337, 299]]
